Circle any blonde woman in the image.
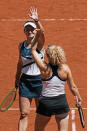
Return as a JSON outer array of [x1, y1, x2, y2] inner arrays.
[[31, 31, 82, 131]]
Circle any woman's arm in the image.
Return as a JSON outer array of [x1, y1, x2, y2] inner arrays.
[[67, 65, 82, 105], [36, 20, 45, 50], [29, 7, 45, 50], [31, 31, 47, 71], [32, 49, 47, 71], [15, 45, 23, 88]]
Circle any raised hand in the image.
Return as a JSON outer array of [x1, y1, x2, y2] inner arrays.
[[29, 7, 39, 21]]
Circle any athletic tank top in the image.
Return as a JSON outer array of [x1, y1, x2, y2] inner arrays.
[[42, 64, 66, 97], [20, 41, 44, 75]]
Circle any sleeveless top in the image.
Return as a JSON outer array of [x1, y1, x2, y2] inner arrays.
[[42, 64, 66, 97], [20, 41, 44, 75]]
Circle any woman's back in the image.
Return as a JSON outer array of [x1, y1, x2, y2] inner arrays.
[[41, 63, 68, 97]]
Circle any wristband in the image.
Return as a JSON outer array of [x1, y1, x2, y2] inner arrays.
[[35, 19, 39, 23]]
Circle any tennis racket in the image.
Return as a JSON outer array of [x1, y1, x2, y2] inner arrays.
[[0, 87, 17, 112], [75, 96, 85, 128], [77, 106, 85, 128]]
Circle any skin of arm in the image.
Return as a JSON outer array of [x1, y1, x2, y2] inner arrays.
[[66, 65, 82, 105], [31, 31, 47, 71], [29, 7, 45, 50], [31, 47, 47, 71], [15, 45, 23, 88], [36, 20, 45, 50]]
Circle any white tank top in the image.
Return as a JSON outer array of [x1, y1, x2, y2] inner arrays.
[[20, 41, 44, 75], [42, 64, 66, 97]]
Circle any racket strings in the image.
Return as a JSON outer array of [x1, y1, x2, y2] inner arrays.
[[0, 91, 16, 110]]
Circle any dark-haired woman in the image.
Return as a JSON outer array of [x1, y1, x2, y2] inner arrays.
[[15, 7, 45, 131]]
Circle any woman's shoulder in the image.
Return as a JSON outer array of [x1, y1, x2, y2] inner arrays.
[[41, 62, 52, 79], [61, 64, 70, 73], [18, 41, 26, 49]]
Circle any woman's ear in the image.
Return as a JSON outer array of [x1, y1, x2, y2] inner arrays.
[[24, 28, 25, 33]]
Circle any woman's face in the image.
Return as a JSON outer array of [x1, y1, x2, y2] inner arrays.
[[24, 25, 36, 40]]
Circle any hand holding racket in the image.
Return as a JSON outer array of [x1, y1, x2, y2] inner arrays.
[[0, 87, 17, 112], [75, 96, 85, 128]]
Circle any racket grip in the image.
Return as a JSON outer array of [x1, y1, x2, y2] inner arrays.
[[74, 96, 81, 107]]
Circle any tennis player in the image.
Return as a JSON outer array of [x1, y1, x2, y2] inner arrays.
[[31, 30, 82, 131], [15, 8, 45, 131]]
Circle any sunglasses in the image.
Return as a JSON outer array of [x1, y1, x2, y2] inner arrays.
[[24, 26, 35, 33]]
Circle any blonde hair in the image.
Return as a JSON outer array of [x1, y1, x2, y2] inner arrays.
[[46, 45, 66, 65]]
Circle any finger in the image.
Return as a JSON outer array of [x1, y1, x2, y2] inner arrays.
[[15, 86, 18, 89], [30, 7, 33, 13], [36, 8, 37, 13], [35, 29, 40, 32], [34, 7, 36, 13], [34, 8, 38, 15], [29, 7, 32, 12], [32, 7, 35, 13], [28, 13, 32, 18]]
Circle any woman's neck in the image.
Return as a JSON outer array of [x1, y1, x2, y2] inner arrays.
[[26, 37, 35, 48], [25, 40, 31, 48]]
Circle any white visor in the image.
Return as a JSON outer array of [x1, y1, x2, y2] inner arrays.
[[24, 22, 36, 29]]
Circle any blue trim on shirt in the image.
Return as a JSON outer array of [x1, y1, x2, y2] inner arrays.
[[20, 41, 44, 59]]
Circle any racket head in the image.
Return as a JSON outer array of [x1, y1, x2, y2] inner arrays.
[[78, 106, 85, 128], [0, 88, 17, 112]]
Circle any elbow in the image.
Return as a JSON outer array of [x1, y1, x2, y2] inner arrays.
[[40, 28, 44, 33], [70, 85, 78, 94], [70, 85, 77, 91]]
